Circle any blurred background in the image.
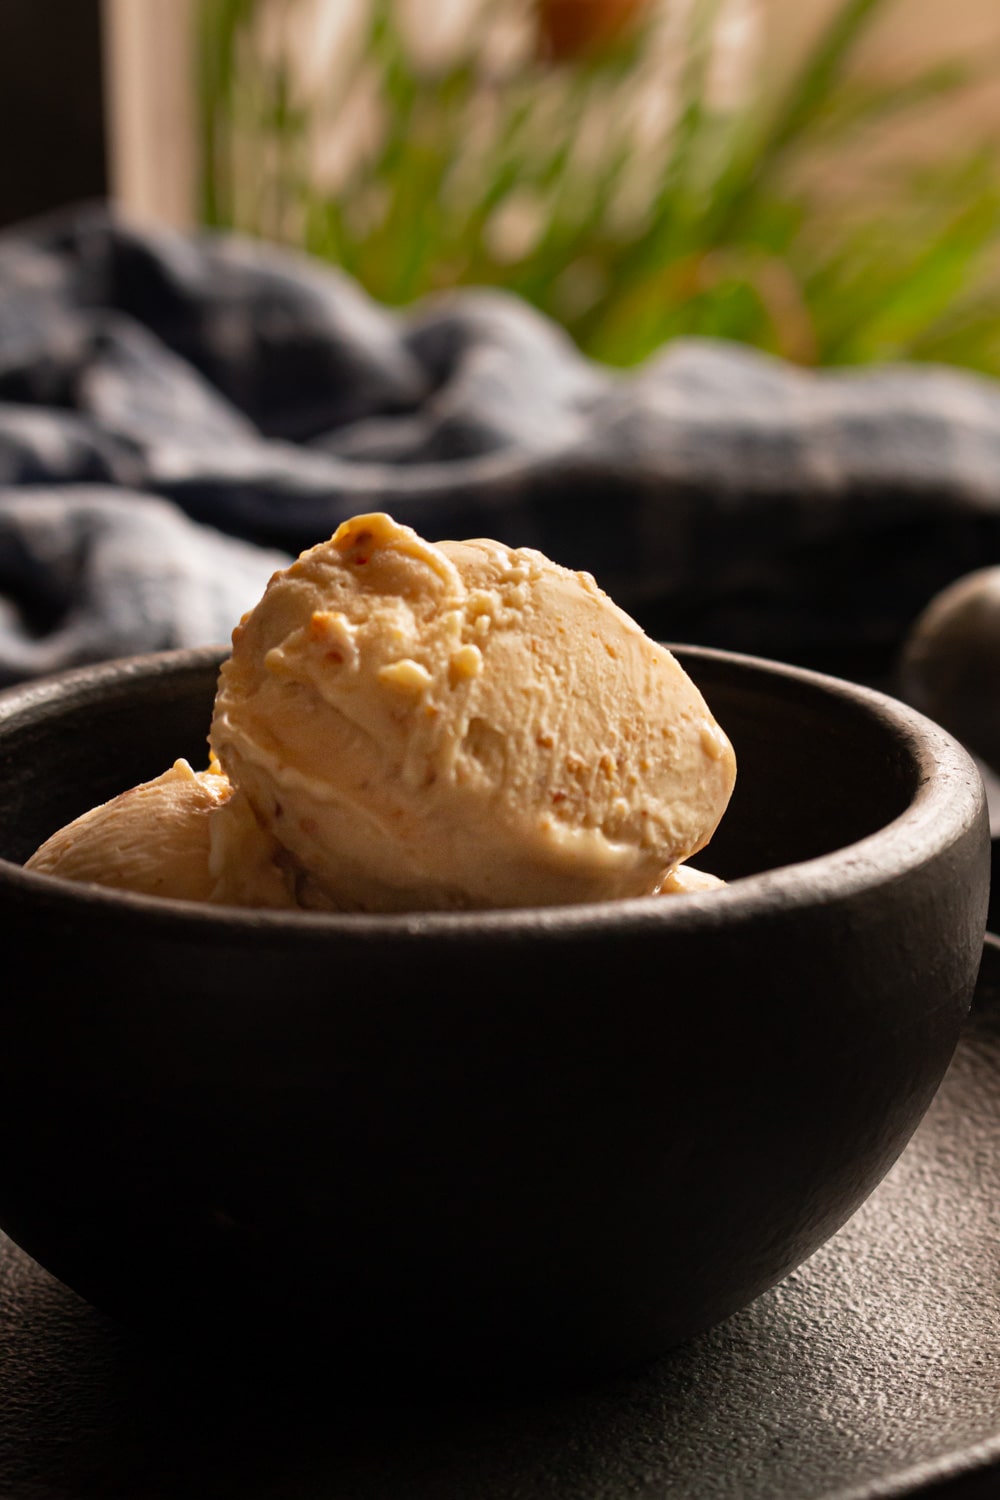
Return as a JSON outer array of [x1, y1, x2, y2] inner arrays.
[[5, 0, 1000, 378]]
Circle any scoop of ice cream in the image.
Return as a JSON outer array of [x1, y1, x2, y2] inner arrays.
[[26, 759, 231, 901], [25, 758, 300, 908], [208, 512, 736, 911]]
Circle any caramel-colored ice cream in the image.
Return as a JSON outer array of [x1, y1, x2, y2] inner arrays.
[[27, 513, 736, 910], [26, 759, 231, 903], [209, 512, 735, 910]]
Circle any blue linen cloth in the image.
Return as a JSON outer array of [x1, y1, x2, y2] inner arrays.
[[2, 199, 1000, 686]]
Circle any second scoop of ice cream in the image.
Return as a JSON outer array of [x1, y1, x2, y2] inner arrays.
[[209, 512, 736, 911]]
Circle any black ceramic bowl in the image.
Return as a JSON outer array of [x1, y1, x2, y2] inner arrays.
[[0, 645, 988, 1384]]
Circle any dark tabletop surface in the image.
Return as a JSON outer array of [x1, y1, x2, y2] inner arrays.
[[2, 936, 1000, 1500]]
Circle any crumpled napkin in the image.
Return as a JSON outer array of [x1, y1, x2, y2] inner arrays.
[[2, 199, 1000, 686]]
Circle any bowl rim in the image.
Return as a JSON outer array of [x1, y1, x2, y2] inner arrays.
[[0, 642, 986, 941]]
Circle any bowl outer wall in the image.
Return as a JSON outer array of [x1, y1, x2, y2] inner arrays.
[[0, 645, 989, 1377]]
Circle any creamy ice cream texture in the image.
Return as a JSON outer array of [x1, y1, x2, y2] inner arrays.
[[27, 759, 231, 902], [27, 513, 736, 911]]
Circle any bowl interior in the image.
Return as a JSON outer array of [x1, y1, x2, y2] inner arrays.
[[0, 645, 919, 886]]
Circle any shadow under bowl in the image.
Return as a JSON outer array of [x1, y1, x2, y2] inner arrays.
[[0, 644, 989, 1386]]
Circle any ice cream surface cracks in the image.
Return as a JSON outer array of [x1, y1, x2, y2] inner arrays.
[[27, 513, 737, 911]]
